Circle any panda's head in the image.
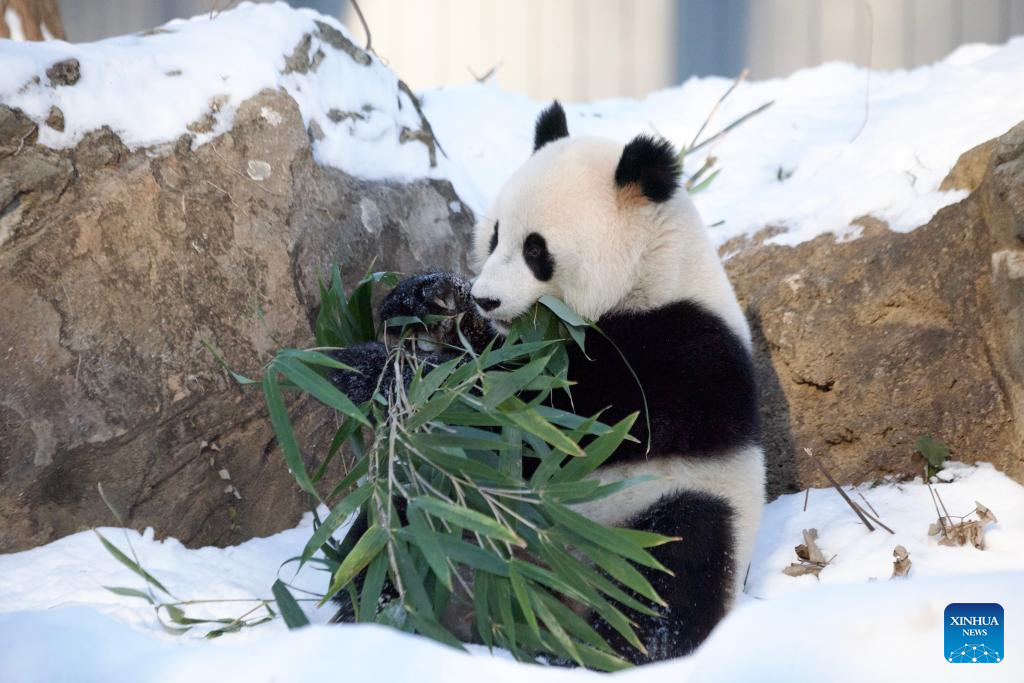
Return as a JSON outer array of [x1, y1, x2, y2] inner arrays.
[[470, 101, 686, 330]]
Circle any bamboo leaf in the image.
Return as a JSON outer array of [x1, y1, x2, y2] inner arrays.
[[262, 370, 319, 499], [321, 524, 388, 604], [502, 399, 584, 457], [509, 566, 540, 639], [273, 356, 370, 427], [94, 531, 173, 597], [481, 353, 553, 410], [272, 579, 311, 629], [410, 497, 525, 548], [299, 484, 374, 567]]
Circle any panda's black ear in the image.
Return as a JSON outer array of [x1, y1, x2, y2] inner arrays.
[[614, 134, 681, 203], [533, 101, 569, 152]]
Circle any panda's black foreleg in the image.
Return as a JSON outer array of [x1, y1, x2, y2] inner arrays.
[[591, 490, 736, 664]]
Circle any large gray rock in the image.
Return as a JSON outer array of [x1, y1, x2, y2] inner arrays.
[[726, 125, 1024, 497], [0, 88, 474, 552]]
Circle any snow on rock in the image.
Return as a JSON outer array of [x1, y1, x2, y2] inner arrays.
[[423, 39, 1024, 246], [0, 1, 442, 181], [1, 463, 1022, 681]]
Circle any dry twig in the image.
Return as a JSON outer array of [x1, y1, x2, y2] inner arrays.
[[803, 448, 877, 532]]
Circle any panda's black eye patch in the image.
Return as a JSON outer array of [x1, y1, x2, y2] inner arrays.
[[489, 221, 499, 254], [523, 232, 554, 281]]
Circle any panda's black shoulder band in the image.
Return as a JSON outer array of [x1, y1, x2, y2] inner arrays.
[[534, 101, 569, 152], [615, 134, 682, 203]]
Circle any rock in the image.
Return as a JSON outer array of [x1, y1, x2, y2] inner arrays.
[[727, 123, 1024, 497], [940, 138, 996, 193], [45, 58, 80, 87], [45, 105, 64, 132], [0, 88, 474, 552]]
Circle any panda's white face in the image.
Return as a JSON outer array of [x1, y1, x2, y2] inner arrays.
[[468, 101, 751, 345], [470, 136, 651, 328]]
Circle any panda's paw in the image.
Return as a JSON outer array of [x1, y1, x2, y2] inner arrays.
[[379, 271, 479, 349], [325, 342, 390, 404], [379, 270, 473, 324]]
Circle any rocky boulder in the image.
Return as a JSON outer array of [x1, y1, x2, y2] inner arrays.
[[0, 88, 474, 552], [728, 126, 1024, 497]]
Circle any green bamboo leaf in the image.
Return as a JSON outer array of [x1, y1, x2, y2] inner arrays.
[[358, 552, 389, 622], [481, 353, 553, 410], [490, 577, 518, 652], [498, 426, 523, 479], [531, 588, 582, 665], [538, 295, 589, 327], [202, 341, 257, 385], [273, 357, 370, 427], [502, 399, 584, 457], [553, 413, 638, 484], [580, 543, 668, 607], [277, 349, 359, 372], [406, 611, 466, 651], [538, 632, 632, 672], [262, 371, 318, 498], [321, 524, 388, 604], [299, 484, 374, 567], [409, 355, 462, 404], [688, 167, 720, 194], [543, 503, 669, 571], [617, 527, 680, 549], [534, 590, 616, 654], [473, 570, 494, 648], [540, 539, 659, 617], [315, 416, 363, 483], [509, 566, 540, 639], [391, 538, 436, 618], [560, 475, 659, 505], [406, 507, 451, 590], [480, 340, 560, 369], [417, 429, 513, 452], [325, 456, 368, 503], [412, 446, 519, 487], [409, 497, 525, 548], [94, 531, 173, 597], [434, 534, 510, 576], [272, 579, 311, 629]]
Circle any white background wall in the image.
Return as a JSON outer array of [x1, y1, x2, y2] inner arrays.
[[56, 0, 1024, 101]]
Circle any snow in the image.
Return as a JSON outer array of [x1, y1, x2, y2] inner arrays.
[[423, 40, 1024, 246], [0, 2, 442, 181], [2, 462, 1022, 682]]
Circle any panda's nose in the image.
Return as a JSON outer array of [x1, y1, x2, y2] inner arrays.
[[474, 296, 501, 312]]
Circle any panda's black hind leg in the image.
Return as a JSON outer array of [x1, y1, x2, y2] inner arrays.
[[592, 490, 737, 664]]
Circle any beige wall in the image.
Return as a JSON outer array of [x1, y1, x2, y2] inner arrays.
[[53, 0, 1024, 101], [342, 0, 677, 101], [343, 0, 1024, 100]]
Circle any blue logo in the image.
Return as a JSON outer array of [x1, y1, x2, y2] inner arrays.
[[945, 603, 1003, 663]]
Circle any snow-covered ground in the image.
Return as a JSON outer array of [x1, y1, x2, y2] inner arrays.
[[1, 462, 1021, 682], [3, 3, 1024, 681]]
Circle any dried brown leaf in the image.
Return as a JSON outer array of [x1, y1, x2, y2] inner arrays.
[[891, 545, 911, 579]]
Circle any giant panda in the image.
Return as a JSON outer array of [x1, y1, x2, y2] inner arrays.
[[328, 102, 765, 663]]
